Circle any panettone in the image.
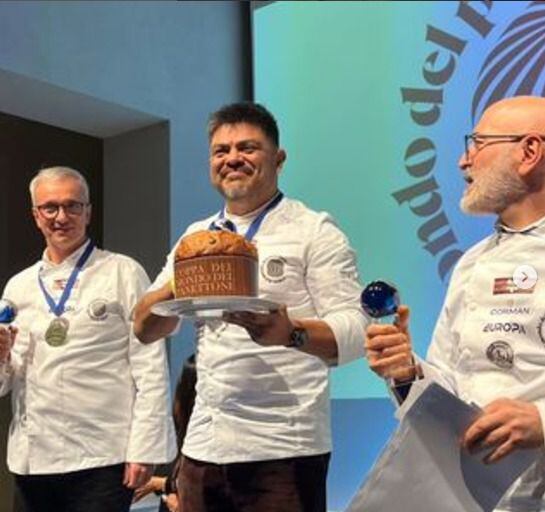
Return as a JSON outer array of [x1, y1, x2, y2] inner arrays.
[[173, 230, 258, 298]]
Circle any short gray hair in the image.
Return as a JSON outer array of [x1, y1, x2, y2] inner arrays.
[[29, 167, 90, 205]]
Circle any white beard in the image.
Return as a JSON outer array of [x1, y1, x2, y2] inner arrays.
[[460, 155, 528, 215]]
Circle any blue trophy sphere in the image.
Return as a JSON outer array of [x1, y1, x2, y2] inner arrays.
[[0, 299, 17, 324], [360, 281, 400, 318]]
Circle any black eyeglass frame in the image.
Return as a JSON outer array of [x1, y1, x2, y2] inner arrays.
[[464, 133, 545, 159], [34, 201, 89, 219]]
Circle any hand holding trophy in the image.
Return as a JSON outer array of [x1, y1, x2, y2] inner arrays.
[[361, 281, 417, 387], [0, 299, 17, 363]]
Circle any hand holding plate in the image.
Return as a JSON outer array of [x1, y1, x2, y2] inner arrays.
[[223, 304, 288, 346]]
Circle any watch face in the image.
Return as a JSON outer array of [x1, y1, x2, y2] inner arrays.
[[289, 327, 308, 348]]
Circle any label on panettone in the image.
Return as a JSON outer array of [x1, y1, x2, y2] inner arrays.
[[174, 255, 256, 297]]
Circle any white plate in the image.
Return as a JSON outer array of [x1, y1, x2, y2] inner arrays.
[[151, 296, 280, 320]]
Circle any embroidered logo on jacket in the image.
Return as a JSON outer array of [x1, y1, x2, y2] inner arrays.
[[54, 279, 80, 290], [482, 322, 526, 335], [489, 307, 531, 316], [493, 277, 534, 295], [260, 256, 287, 283], [537, 315, 545, 345], [486, 341, 514, 369], [87, 299, 109, 320]]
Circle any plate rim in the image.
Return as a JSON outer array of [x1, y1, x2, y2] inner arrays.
[[151, 295, 280, 318]]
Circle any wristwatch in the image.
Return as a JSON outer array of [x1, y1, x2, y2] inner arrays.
[[286, 326, 309, 348]]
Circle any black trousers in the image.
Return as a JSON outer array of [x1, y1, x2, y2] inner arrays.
[[14, 464, 133, 512], [179, 453, 330, 512]]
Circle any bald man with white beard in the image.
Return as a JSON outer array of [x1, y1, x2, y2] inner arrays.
[[366, 96, 545, 512]]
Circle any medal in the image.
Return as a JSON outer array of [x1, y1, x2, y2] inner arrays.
[[45, 317, 70, 347]]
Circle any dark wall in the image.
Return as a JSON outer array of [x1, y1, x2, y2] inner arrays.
[[0, 112, 103, 512], [0, 112, 103, 288], [103, 122, 169, 279]]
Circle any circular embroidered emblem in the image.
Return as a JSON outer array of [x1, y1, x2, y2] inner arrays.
[[260, 256, 287, 283], [537, 315, 545, 345], [486, 341, 514, 369], [87, 299, 109, 321]]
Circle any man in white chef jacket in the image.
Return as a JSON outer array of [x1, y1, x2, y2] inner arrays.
[[134, 102, 367, 512], [0, 166, 176, 512], [366, 96, 545, 511]]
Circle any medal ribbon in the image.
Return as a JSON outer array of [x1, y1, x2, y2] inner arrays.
[[209, 192, 284, 242], [38, 241, 95, 317]]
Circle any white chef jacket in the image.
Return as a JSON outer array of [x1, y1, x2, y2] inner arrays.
[[151, 196, 367, 464], [0, 241, 176, 475], [421, 216, 545, 511]]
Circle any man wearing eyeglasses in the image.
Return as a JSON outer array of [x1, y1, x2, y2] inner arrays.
[[366, 95, 545, 511], [0, 167, 176, 512]]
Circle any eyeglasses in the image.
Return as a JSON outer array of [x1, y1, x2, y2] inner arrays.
[[464, 133, 545, 159], [34, 201, 88, 219]]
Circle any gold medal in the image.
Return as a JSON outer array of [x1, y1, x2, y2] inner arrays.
[[45, 317, 69, 347]]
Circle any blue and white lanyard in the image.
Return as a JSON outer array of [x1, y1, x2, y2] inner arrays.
[[209, 192, 284, 242], [38, 241, 94, 316]]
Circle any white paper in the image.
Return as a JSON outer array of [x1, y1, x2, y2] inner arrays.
[[346, 381, 539, 512]]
